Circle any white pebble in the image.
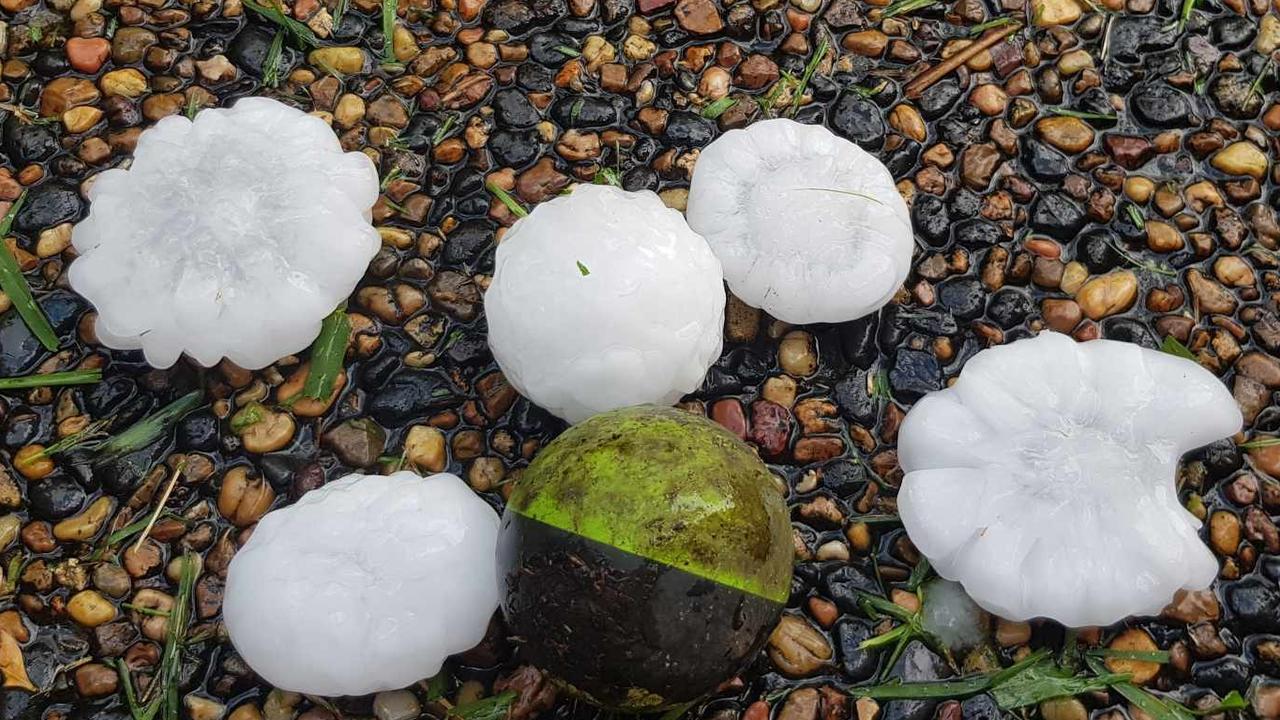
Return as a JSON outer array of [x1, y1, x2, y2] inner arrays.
[[686, 118, 912, 325], [373, 690, 422, 720], [898, 331, 1241, 627], [484, 184, 725, 424], [70, 97, 380, 369], [224, 472, 499, 696]]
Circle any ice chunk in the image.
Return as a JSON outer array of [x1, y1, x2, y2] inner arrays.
[[685, 118, 913, 324], [898, 332, 1241, 627], [484, 184, 725, 424], [919, 579, 986, 652], [70, 97, 380, 370], [223, 472, 500, 696]]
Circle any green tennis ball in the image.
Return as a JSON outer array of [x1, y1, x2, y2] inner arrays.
[[497, 405, 793, 712]]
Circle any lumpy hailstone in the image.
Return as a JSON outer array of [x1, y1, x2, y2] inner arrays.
[[898, 332, 1241, 627], [224, 472, 500, 696], [686, 118, 912, 325], [70, 97, 380, 370], [485, 184, 725, 424]]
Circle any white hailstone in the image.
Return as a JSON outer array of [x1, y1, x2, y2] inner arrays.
[[69, 97, 380, 370], [919, 579, 986, 652], [223, 472, 500, 696], [484, 184, 725, 424], [685, 118, 913, 325], [898, 332, 1242, 628]]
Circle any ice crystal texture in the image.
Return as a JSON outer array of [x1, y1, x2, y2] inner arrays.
[[898, 332, 1241, 627], [919, 579, 986, 652], [223, 472, 500, 696], [70, 97, 380, 370], [686, 118, 912, 325], [485, 184, 725, 424]]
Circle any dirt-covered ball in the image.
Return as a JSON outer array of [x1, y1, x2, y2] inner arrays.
[[497, 405, 793, 712]]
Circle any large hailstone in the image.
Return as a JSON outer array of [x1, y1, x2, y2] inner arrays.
[[223, 472, 500, 696], [69, 97, 380, 370], [685, 118, 912, 325], [898, 332, 1241, 627], [485, 184, 725, 424]]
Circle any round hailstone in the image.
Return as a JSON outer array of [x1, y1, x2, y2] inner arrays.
[[223, 472, 500, 696], [69, 97, 380, 370], [484, 184, 725, 424], [897, 332, 1242, 627], [685, 118, 913, 325]]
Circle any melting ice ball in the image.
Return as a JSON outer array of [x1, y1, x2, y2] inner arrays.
[[485, 184, 725, 424], [223, 472, 500, 696], [898, 332, 1241, 627], [685, 118, 912, 325], [70, 97, 380, 370]]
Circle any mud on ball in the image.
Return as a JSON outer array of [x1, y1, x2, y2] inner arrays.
[[497, 405, 793, 712]]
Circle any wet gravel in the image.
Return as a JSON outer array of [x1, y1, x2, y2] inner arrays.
[[0, 0, 1279, 716]]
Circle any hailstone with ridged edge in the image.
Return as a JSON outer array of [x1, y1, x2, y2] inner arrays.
[[223, 471, 500, 696], [685, 118, 912, 325], [898, 332, 1241, 627], [484, 184, 725, 424], [69, 97, 380, 370]]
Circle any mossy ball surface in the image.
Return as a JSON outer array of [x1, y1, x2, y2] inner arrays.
[[497, 405, 793, 712]]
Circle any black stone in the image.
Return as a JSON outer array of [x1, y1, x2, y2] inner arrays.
[[1030, 193, 1086, 239], [829, 93, 886, 151], [15, 184, 83, 232], [1225, 576, 1280, 633], [497, 512, 782, 710], [1102, 318, 1156, 348], [663, 112, 716, 148], [889, 349, 941, 402], [1078, 229, 1123, 272], [1131, 83, 1195, 128], [1191, 656, 1252, 695], [833, 370, 876, 426], [1209, 16, 1255, 49], [835, 620, 879, 681], [961, 696, 1000, 720], [1109, 17, 1176, 62], [823, 564, 882, 614], [491, 89, 541, 129], [442, 220, 494, 267], [937, 106, 984, 147], [1103, 62, 1145, 93], [367, 370, 461, 425], [1197, 439, 1242, 481], [517, 62, 555, 92], [176, 411, 221, 452], [912, 194, 950, 246], [1021, 137, 1070, 183], [528, 32, 577, 65], [837, 313, 879, 369], [820, 458, 866, 497], [918, 79, 961, 119], [228, 25, 298, 79], [483, 0, 568, 34], [28, 475, 86, 520], [938, 277, 985, 319], [882, 642, 951, 720], [488, 129, 541, 168], [987, 288, 1032, 329], [550, 96, 617, 128], [5, 118, 59, 165], [0, 292, 86, 375], [953, 219, 1001, 248], [443, 331, 491, 366]]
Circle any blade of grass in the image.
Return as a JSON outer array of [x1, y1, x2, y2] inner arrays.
[[242, 0, 319, 48], [263, 30, 285, 87], [883, 0, 940, 18], [793, 187, 884, 205], [1159, 335, 1196, 361], [554, 44, 581, 57], [1239, 436, 1280, 450], [1046, 107, 1116, 121], [18, 418, 112, 466], [0, 369, 102, 391], [1086, 649, 1171, 664], [1174, 0, 1196, 33], [969, 16, 1018, 34], [449, 693, 516, 720], [95, 389, 203, 459], [485, 180, 529, 218], [789, 36, 830, 116], [0, 191, 59, 352], [702, 95, 737, 119], [381, 0, 398, 64], [302, 304, 350, 400]]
